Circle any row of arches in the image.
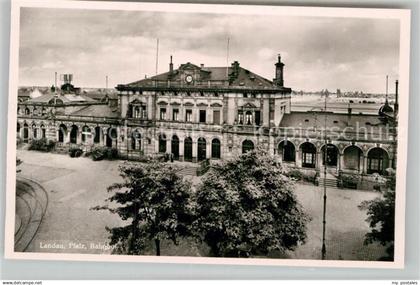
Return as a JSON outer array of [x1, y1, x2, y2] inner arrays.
[[18, 106, 48, 117], [277, 140, 390, 174], [17, 122, 46, 142], [56, 124, 117, 147], [157, 135, 224, 161]]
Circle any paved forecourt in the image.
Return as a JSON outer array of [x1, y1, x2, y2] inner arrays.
[[15, 150, 385, 260]]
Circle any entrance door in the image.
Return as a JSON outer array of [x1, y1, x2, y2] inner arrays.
[[184, 137, 193, 161], [171, 136, 179, 160], [197, 138, 206, 161]]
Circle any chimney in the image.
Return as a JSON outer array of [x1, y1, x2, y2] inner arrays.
[[395, 80, 399, 115], [200, 63, 204, 68], [274, 54, 284, 87], [169, 55, 173, 73], [347, 102, 352, 116], [231, 61, 240, 76]]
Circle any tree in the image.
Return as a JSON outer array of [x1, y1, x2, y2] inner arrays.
[[359, 173, 396, 261], [194, 147, 310, 257], [93, 160, 194, 256]]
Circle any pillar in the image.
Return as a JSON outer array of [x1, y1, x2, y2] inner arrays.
[[179, 139, 184, 161], [363, 155, 368, 174], [192, 141, 197, 163], [166, 139, 171, 155], [296, 150, 302, 168], [206, 141, 211, 159]]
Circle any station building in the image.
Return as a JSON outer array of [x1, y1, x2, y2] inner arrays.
[[16, 55, 398, 176]]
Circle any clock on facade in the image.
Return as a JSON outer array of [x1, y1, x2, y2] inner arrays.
[[185, 75, 193, 84]]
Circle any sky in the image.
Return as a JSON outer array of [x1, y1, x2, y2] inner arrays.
[[19, 7, 400, 93]]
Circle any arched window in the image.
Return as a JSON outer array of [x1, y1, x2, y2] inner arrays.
[[211, 138, 221, 159], [171, 135, 179, 160], [184, 137, 193, 161], [131, 130, 141, 150], [17, 122, 21, 134], [94, 126, 101, 144], [70, 125, 78, 144], [300, 142, 317, 168], [367, 147, 389, 175], [58, 124, 67, 143], [158, 134, 166, 153], [25, 107, 30, 116], [32, 124, 38, 139], [242, 140, 254, 153], [41, 124, 46, 139], [278, 141, 296, 162], [321, 144, 339, 167], [343, 145, 363, 171], [106, 127, 117, 148], [197, 138, 206, 161], [23, 123, 29, 143], [245, 111, 253, 125], [81, 126, 91, 143]]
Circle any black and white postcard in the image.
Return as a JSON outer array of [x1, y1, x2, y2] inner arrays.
[[5, 0, 411, 268]]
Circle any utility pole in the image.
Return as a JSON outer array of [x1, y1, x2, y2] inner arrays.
[[321, 92, 328, 260]]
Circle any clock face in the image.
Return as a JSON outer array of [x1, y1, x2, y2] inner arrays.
[[185, 75, 193, 84]]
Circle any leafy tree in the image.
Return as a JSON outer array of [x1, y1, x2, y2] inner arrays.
[[194, 147, 310, 257], [359, 173, 396, 261], [93, 160, 194, 256]]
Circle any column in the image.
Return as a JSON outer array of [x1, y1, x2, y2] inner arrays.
[[206, 141, 211, 159], [192, 141, 197, 163], [363, 155, 368, 174], [296, 150, 302, 168], [166, 139, 171, 155], [339, 152, 345, 173], [179, 139, 184, 161]]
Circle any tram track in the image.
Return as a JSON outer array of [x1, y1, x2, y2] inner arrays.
[[15, 177, 49, 252]]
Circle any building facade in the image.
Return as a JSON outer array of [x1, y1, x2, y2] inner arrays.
[[16, 55, 397, 176]]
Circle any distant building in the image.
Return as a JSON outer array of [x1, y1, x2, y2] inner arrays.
[[16, 56, 398, 176]]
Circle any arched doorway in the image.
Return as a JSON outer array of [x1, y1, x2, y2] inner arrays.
[[81, 126, 91, 143], [197, 138, 206, 161], [41, 125, 46, 139], [211, 138, 221, 159], [32, 124, 38, 139], [58, 124, 67, 143], [278, 140, 296, 162], [367, 147, 389, 175], [300, 142, 316, 168], [343, 145, 363, 171], [171, 135, 179, 160], [23, 123, 29, 143], [106, 127, 117, 148], [321, 144, 339, 167], [184, 137, 193, 162], [131, 130, 141, 150], [158, 134, 166, 153], [94, 126, 101, 144], [242, 139, 254, 153], [70, 125, 78, 144]]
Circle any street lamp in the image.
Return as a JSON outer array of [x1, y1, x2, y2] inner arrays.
[[309, 93, 328, 260]]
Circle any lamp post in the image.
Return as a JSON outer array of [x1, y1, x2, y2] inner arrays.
[[321, 92, 328, 260], [310, 92, 328, 260]]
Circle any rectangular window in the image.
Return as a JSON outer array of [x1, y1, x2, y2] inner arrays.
[[186, 109, 192, 122], [255, 111, 261, 126], [199, 110, 206, 123], [238, 111, 244, 124], [160, 108, 166, 120], [213, 110, 220, 124], [141, 106, 147, 118], [172, 109, 179, 121]]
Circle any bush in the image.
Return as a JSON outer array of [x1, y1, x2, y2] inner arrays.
[[340, 174, 359, 189], [91, 146, 119, 161], [69, 147, 83, 158], [196, 159, 211, 176], [29, 138, 56, 152], [286, 169, 303, 180]]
